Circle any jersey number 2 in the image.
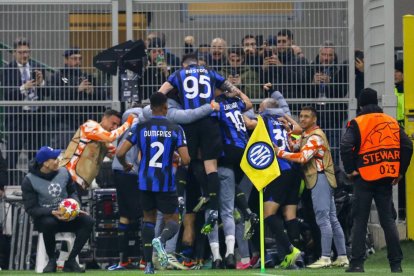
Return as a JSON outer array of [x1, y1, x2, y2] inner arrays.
[[149, 141, 164, 168]]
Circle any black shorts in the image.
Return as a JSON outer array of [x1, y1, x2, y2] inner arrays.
[[219, 145, 245, 184], [139, 190, 178, 214], [182, 117, 223, 161], [264, 169, 301, 206], [114, 170, 141, 219]]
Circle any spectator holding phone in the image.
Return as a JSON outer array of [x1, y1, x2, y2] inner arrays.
[[141, 37, 171, 100], [354, 50, 364, 111], [50, 48, 100, 99], [262, 30, 308, 98], [1, 37, 47, 184], [48, 48, 108, 149], [220, 47, 260, 99]]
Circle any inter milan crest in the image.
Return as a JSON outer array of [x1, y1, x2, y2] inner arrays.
[[246, 142, 274, 170]]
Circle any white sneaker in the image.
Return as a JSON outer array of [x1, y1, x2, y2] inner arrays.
[[332, 255, 349, 267], [307, 256, 332, 268], [152, 237, 168, 268], [167, 254, 189, 270]]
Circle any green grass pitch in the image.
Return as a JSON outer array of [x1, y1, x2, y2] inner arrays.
[[4, 241, 414, 275]]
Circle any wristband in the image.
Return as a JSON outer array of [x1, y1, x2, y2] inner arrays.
[[211, 101, 217, 110]]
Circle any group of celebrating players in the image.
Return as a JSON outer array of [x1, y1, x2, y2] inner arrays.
[[110, 52, 342, 273]]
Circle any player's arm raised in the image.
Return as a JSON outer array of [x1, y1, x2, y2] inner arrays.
[[220, 80, 242, 97], [243, 115, 257, 130], [158, 82, 174, 94], [237, 90, 253, 111], [83, 114, 136, 143]]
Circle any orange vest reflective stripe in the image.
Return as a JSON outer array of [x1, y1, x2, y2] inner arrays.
[[354, 113, 400, 181]]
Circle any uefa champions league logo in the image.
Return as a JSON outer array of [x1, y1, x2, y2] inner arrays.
[[48, 183, 62, 197], [246, 142, 274, 169]]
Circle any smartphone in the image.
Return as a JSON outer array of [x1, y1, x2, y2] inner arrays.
[[255, 35, 264, 47], [355, 50, 364, 61], [31, 70, 37, 80], [230, 68, 240, 76], [264, 49, 273, 58]]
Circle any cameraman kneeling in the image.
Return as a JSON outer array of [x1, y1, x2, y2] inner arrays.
[[22, 146, 94, 273]]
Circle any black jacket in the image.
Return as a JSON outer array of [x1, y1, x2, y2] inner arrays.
[[262, 49, 308, 98], [1, 59, 46, 101], [340, 104, 413, 178], [1, 60, 47, 131], [306, 54, 348, 99], [21, 160, 79, 219]]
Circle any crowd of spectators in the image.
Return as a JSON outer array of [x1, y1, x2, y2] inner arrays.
[[140, 30, 350, 102], [0, 31, 373, 187]]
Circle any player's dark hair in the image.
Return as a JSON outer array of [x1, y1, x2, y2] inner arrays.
[[301, 106, 318, 119], [150, 92, 168, 110], [104, 109, 122, 119], [182, 53, 198, 65]]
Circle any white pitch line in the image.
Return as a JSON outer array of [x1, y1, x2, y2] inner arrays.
[[157, 274, 213, 276], [253, 273, 287, 276]]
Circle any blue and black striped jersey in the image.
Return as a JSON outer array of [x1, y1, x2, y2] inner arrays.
[[215, 95, 249, 149], [262, 113, 292, 171], [167, 64, 226, 110], [127, 116, 187, 192]]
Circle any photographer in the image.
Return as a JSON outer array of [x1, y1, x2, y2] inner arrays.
[[22, 146, 94, 273]]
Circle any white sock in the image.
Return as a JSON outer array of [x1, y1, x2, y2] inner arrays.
[[225, 235, 235, 257], [210, 242, 221, 261]]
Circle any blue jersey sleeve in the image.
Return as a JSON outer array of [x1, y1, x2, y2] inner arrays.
[[237, 99, 246, 111], [176, 125, 187, 148], [211, 70, 226, 89], [167, 71, 179, 89], [216, 102, 226, 120], [126, 124, 139, 146]]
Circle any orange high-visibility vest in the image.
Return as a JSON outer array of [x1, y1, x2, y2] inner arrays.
[[354, 113, 400, 181]]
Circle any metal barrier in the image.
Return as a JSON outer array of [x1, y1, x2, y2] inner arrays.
[[0, 0, 354, 184], [0, 0, 118, 186]]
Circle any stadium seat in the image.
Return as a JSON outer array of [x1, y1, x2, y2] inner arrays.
[[35, 232, 79, 273]]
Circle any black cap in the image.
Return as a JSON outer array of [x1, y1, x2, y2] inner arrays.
[[395, 59, 403, 73], [63, 48, 81, 58], [359, 88, 378, 107]]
